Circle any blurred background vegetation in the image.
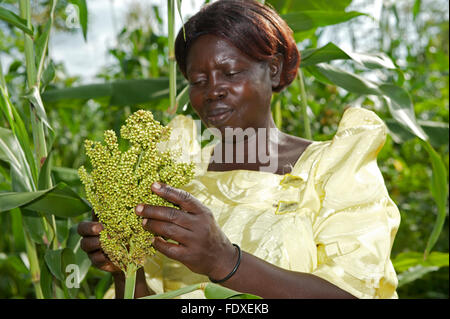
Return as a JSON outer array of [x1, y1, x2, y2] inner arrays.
[[0, 0, 448, 298]]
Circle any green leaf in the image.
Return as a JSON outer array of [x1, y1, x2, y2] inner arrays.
[[308, 64, 429, 142], [385, 119, 449, 147], [0, 5, 33, 35], [24, 86, 53, 131], [301, 42, 396, 69], [41, 78, 177, 107], [176, 84, 190, 112], [22, 212, 46, 244], [422, 142, 449, 259], [37, 149, 53, 190], [40, 260, 54, 298], [68, 0, 88, 41], [141, 283, 202, 299], [0, 127, 34, 192], [44, 249, 63, 281], [379, 84, 428, 141], [311, 63, 380, 95], [282, 11, 367, 33], [413, 0, 421, 20], [35, 19, 52, 83], [52, 166, 82, 186], [0, 182, 91, 218], [393, 251, 449, 273], [267, 0, 352, 13], [204, 283, 262, 299], [95, 273, 113, 299], [0, 88, 38, 185], [397, 265, 440, 287], [67, 225, 91, 281]]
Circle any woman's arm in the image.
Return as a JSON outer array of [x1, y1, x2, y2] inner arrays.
[[137, 182, 356, 299], [211, 249, 356, 299]]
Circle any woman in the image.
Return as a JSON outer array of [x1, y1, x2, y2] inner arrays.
[[78, 0, 400, 299]]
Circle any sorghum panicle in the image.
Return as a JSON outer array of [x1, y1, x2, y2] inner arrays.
[[79, 110, 195, 273]]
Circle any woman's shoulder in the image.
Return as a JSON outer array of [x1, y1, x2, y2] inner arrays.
[[289, 107, 387, 175]]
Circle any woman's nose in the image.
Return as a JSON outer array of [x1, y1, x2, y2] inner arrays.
[[205, 75, 227, 102]]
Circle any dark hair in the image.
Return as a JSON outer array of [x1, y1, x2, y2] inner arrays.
[[174, 0, 300, 92]]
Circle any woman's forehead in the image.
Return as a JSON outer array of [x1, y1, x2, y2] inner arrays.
[[186, 34, 254, 72]]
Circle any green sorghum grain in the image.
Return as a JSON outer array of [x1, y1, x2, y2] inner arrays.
[[79, 110, 195, 273]]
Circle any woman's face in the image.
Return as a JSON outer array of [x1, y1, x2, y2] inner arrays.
[[186, 34, 277, 138]]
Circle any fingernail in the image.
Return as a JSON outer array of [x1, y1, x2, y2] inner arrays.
[[152, 182, 161, 190], [142, 219, 148, 226], [136, 204, 144, 214], [94, 224, 102, 233]]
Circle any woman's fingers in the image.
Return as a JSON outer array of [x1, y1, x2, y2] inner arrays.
[[152, 236, 186, 261], [77, 221, 103, 236], [88, 250, 119, 273], [136, 204, 193, 230], [142, 218, 191, 245], [150, 182, 205, 214], [80, 236, 101, 253]]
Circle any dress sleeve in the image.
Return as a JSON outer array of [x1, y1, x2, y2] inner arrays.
[[308, 107, 401, 299]]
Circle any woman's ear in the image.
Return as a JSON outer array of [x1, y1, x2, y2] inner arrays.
[[269, 53, 284, 89]]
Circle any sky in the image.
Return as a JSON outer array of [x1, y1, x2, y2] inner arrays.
[[49, 0, 202, 81], [48, 0, 384, 83]]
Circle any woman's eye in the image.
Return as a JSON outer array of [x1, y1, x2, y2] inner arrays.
[[226, 71, 240, 77], [191, 79, 206, 86]]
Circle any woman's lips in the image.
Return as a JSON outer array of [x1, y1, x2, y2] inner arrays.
[[206, 109, 233, 126]]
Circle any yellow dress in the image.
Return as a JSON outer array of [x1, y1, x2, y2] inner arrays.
[[107, 107, 401, 299]]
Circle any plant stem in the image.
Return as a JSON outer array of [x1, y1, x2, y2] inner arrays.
[[274, 97, 282, 129], [297, 69, 312, 140], [23, 228, 44, 299], [167, 0, 177, 114], [124, 264, 138, 299], [19, 0, 37, 87]]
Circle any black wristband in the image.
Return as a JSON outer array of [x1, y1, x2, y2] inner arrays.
[[209, 243, 242, 284]]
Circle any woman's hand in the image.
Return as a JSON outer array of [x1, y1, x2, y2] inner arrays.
[[136, 182, 238, 281], [77, 212, 121, 275]]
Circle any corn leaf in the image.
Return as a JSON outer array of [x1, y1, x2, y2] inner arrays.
[[308, 63, 429, 142], [0, 127, 34, 192], [22, 212, 46, 244], [393, 251, 449, 273], [282, 11, 367, 33], [379, 84, 428, 141], [24, 86, 53, 131], [204, 283, 262, 299], [397, 265, 440, 288], [422, 141, 449, 259], [268, 0, 353, 13], [0, 86, 38, 185], [385, 119, 449, 148], [41, 78, 181, 106], [44, 249, 64, 281], [301, 42, 396, 69], [68, 0, 88, 41], [0, 5, 33, 35], [0, 182, 91, 218]]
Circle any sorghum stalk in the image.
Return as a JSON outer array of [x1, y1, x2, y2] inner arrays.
[[167, 0, 177, 114], [298, 69, 312, 140]]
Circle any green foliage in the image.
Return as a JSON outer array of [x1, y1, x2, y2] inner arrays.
[[0, 0, 448, 299]]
